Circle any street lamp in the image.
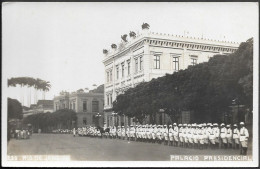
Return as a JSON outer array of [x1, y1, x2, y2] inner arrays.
[[232, 98, 240, 123], [159, 108, 165, 125]]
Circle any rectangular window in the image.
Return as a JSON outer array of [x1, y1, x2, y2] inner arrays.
[[110, 70, 112, 82], [83, 117, 87, 125], [110, 94, 113, 105], [83, 101, 87, 111], [107, 95, 109, 106], [173, 57, 179, 71], [107, 71, 109, 83], [154, 55, 160, 69], [127, 60, 131, 75], [116, 66, 119, 79], [70, 103, 72, 109], [140, 56, 143, 70], [190, 56, 198, 66], [135, 58, 138, 73], [121, 63, 125, 78], [73, 102, 75, 111], [92, 101, 99, 112]]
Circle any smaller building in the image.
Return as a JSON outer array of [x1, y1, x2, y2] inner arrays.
[[53, 91, 104, 128], [23, 100, 54, 117]]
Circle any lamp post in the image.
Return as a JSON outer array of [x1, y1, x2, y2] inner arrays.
[[159, 108, 165, 125], [232, 98, 239, 123]]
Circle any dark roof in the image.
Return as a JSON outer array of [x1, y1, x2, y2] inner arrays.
[[37, 100, 53, 106], [22, 106, 30, 111], [89, 84, 104, 93]]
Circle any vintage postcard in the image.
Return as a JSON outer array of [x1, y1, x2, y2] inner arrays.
[[1, 2, 259, 167]]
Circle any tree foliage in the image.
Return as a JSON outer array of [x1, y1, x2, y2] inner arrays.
[[112, 38, 253, 123], [8, 77, 51, 92], [8, 98, 23, 120], [23, 109, 77, 133]]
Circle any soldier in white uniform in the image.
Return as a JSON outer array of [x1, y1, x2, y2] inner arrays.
[[168, 125, 174, 146], [226, 124, 233, 148], [135, 125, 140, 141], [163, 125, 169, 145], [142, 125, 147, 142], [193, 124, 199, 149], [126, 125, 130, 140], [121, 126, 125, 140], [178, 124, 184, 147], [199, 124, 206, 149], [117, 126, 121, 139], [204, 123, 211, 149], [220, 123, 227, 149], [183, 124, 189, 148], [130, 125, 135, 141], [239, 122, 249, 155], [208, 124, 216, 149], [148, 124, 153, 143], [187, 124, 193, 148], [173, 123, 179, 147], [152, 125, 157, 143], [213, 123, 220, 148], [232, 124, 240, 149], [157, 125, 163, 144]]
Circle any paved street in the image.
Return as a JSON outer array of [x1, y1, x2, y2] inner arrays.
[[7, 134, 251, 161]]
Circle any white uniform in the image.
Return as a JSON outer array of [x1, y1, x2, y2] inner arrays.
[[208, 128, 216, 144], [226, 128, 232, 144], [233, 128, 240, 144], [204, 127, 210, 144], [193, 128, 198, 144], [169, 127, 174, 141], [157, 127, 162, 140], [147, 127, 151, 139], [188, 128, 193, 143], [214, 127, 220, 143], [117, 127, 121, 137], [152, 127, 157, 140], [183, 127, 189, 143], [126, 127, 130, 138], [220, 127, 227, 144], [239, 127, 249, 148], [163, 127, 169, 141], [130, 127, 135, 138], [173, 126, 179, 141], [179, 127, 184, 142], [198, 128, 204, 144], [121, 127, 126, 137]]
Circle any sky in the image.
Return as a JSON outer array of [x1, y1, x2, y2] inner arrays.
[[2, 2, 258, 106]]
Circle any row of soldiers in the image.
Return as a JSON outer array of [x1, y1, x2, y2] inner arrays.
[[103, 122, 249, 155], [76, 126, 102, 137]]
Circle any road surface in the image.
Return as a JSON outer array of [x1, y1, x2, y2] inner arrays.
[[7, 134, 251, 161]]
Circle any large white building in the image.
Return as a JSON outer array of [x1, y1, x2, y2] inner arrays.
[[102, 27, 239, 127]]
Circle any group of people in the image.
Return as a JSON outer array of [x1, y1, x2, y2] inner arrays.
[[76, 126, 102, 137], [10, 129, 31, 140], [52, 129, 72, 134], [76, 122, 249, 155]]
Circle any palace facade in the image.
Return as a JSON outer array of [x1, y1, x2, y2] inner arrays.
[[53, 91, 104, 127], [103, 28, 239, 127]]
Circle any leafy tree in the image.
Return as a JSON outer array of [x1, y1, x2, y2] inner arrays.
[[8, 98, 23, 120]]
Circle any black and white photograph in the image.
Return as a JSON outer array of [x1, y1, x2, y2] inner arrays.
[[1, 1, 259, 167]]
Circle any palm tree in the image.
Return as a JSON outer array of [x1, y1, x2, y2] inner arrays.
[[8, 77, 51, 106]]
